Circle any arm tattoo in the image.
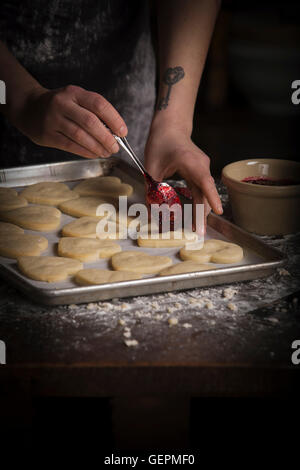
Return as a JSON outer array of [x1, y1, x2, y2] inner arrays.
[[157, 66, 185, 110]]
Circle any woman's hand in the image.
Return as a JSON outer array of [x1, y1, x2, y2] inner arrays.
[[144, 122, 223, 233], [11, 84, 127, 159]]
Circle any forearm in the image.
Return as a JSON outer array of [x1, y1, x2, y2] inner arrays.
[[0, 41, 42, 122], [153, 0, 221, 133], [0, 41, 127, 159]]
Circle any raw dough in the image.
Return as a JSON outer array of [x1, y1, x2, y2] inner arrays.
[[111, 250, 172, 274], [1, 205, 61, 231], [137, 230, 198, 248], [73, 176, 133, 198], [110, 212, 135, 227], [0, 222, 24, 236], [0, 187, 17, 197], [17, 256, 82, 282], [61, 216, 126, 239], [0, 187, 28, 211], [180, 239, 244, 264], [159, 261, 215, 276], [20, 182, 79, 205], [75, 268, 142, 286], [0, 233, 48, 258], [62, 216, 128, 240], [62, 216, 101, 238], [96, 222, 127, 240], [58, 237, 121, 262], [58, 196, 115, 218]]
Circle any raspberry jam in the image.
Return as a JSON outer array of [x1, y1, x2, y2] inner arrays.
[[145, 174, 182, 231], [242, 176, 299, 186], [172, 186, 192, 200]]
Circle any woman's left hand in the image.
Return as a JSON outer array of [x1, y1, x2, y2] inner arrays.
[[144, 123, 223, 233]]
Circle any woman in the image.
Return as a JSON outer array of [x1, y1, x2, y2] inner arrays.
[[0, 0, 223, 228]]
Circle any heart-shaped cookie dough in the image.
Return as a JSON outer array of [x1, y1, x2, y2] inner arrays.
[[21, 182, 78, 205], [0, 233, 48, 258], [180, 239, 243, 264], [62, 216, 100, 238], [58, 237, 121, 262], [18, 256, 83, 282], [0, 222, 24, 236], [0, 188, 17, 197], [59, 196, 115, 218], [137, 230, 198, 248], [111, 250, 172, 274], [74, 176, 133, 198], [75, 268, 142, 286], [62, 216, 127, 240], [1, 205, 61, 231], [159, 261, 215, 276], [0, 187, 28, 211]]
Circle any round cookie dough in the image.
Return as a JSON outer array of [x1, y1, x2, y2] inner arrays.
[[0, 233, 48, 258], [75, 268, 142, 286], [58, 237, 121, 262], [58, 196, 115, 218], [137, 230, 198, 248], [20, 182, 79, 206], [18, 256, 83, 282], [1, 205, 61, 231], [180, 239, 244, 264], [0, 187, 28, 211], [159, 261, 215, 276], [62, 217, 100, 238], [111, 250, 172, 274], [73, 176, 133, 198], [0, 222, 24, 236]]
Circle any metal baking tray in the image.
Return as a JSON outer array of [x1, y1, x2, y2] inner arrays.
[[0, 158, 286, 305]]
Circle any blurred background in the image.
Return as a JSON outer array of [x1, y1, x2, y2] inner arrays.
[[192, 0, 300, 175]]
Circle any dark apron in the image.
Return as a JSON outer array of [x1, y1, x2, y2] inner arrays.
[[0, 0, 156, 168]]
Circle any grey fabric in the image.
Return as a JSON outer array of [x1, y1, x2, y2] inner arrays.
[[0, 0, 156, 168]]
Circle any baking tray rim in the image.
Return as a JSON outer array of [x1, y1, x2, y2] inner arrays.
[[0, 255, 286, 305]]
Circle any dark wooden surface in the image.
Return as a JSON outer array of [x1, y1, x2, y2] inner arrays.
[[1, 285, 299, 398], [0, 223, 299, 452]]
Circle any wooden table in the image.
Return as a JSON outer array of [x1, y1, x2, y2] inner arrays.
[[1, 216, 300, 449]]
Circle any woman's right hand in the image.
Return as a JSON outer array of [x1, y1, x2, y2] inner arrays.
[[13, 84, 127, 158]]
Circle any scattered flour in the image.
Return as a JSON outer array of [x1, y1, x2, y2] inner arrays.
[[124, 339, 138, 347], [227, 302, 238, 312]]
